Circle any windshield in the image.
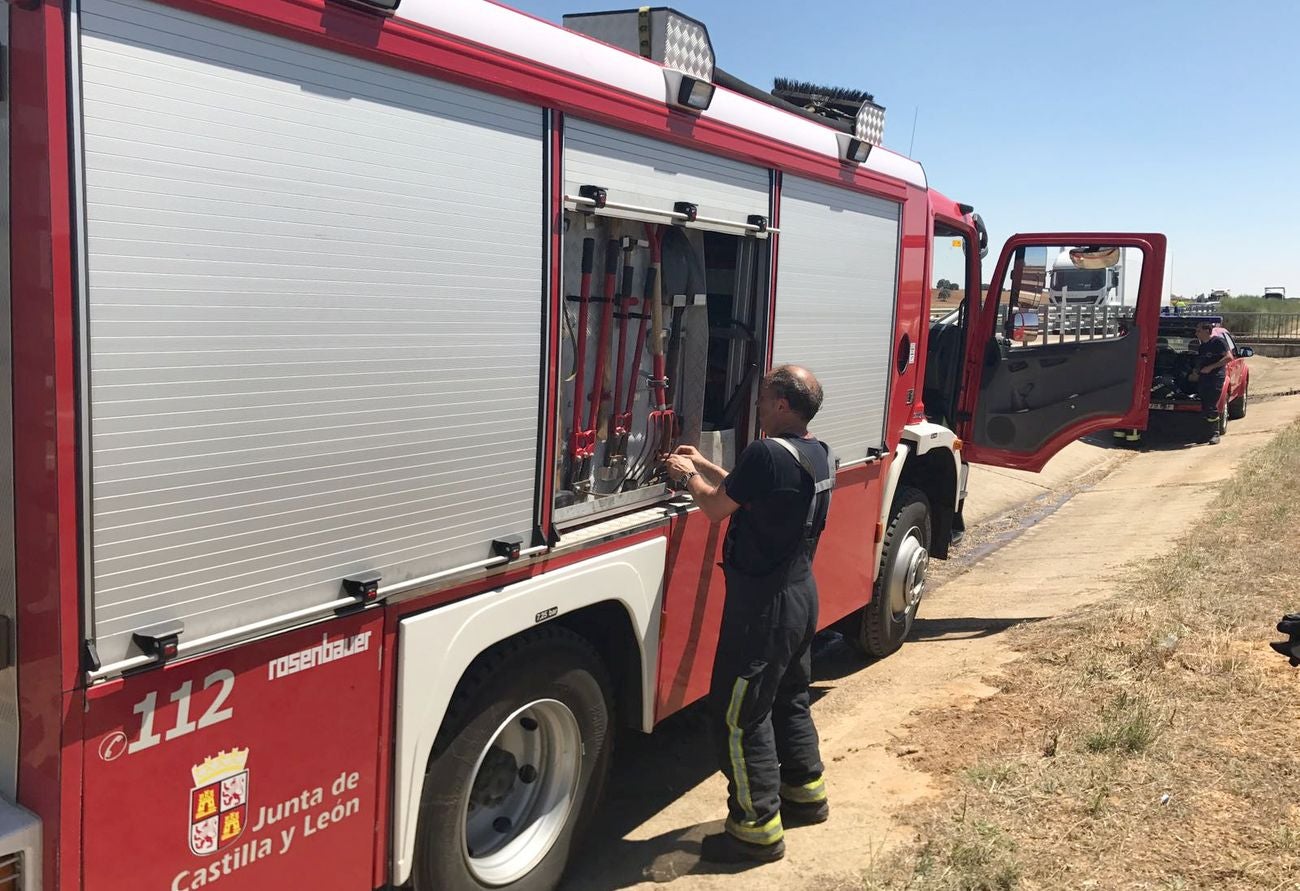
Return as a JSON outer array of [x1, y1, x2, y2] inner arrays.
[[1050, 268, 1107, 292]]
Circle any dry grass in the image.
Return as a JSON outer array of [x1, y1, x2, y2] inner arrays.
[[861, 420, 1300, 890]]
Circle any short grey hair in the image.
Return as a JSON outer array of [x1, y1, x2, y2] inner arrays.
[[763, 365, 823, 422]]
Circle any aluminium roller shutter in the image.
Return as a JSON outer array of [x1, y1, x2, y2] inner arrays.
[[772, 176, 901, 463], [78, 0, 545, 665]]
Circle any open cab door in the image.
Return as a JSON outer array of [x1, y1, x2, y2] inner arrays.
[[957, 233, 1167, 471]]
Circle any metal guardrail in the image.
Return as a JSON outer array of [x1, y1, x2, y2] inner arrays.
[[996, 304, 1129, 345], [1218, 312, 1300, 340], [936, 303, 1300, 342]]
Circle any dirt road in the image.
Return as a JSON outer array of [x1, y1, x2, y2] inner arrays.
[[561, 358, 1300, 891]]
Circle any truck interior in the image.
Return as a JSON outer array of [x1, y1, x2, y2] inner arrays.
[[966, 242, 1157, 457], [1151, 315, 1250, 405], [1153, 317, 1210, 402], [924, 221, 972, 429]]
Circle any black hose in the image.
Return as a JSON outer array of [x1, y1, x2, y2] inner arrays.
[[713, 68, 853, 135]]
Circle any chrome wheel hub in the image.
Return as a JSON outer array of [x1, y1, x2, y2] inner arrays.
[[462, 699, 582, 886], [886, 526, 929, 620]]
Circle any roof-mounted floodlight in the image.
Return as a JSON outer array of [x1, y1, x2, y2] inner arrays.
[[564, 7, 716, 111], [837, 133, 872, 164], [838, 97, 887, 165], [853, 97, 886, 148], [664, 70, 716, 111]]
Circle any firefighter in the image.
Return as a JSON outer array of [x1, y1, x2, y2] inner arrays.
[[1189, 322, 1230, 445], [663, 364, 834, 864]]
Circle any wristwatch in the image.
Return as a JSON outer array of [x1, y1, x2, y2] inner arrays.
[[677, 470, 698, 489]]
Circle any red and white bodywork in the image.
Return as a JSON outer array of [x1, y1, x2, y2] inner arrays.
[[0, 1, 1167, 888]]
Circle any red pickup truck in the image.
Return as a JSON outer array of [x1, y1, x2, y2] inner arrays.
[[1146, 314, 1252, 438]]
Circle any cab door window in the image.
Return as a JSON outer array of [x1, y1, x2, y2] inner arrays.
[[994, 245, 1145, 348]]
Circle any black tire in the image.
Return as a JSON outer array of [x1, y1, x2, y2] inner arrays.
[[850, 486, 932, 659], [412, 627, 613, 891], [1227, 386, 1247, 420]]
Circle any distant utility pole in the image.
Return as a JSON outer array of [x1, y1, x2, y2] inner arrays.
[[908, 106, 919, 156]]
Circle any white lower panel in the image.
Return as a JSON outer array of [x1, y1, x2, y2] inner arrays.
[[392, 536, 666, 885]]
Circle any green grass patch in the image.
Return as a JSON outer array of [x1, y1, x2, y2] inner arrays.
[[1082, 692, 1163, 754], [1221, 296, 1300, 313]]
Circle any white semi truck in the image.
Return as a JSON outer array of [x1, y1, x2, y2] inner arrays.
[[1048, 246, 1172, 309]]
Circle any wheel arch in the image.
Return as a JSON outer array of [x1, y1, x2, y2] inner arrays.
[[552, 600, 643, 734], [892, 423, 961, 560], [390, 537, 666, 886]]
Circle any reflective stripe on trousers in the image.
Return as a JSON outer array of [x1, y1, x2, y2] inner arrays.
[[780, 776, 827, 804], [725, 677, 757, 822], [709, 561, 824, 846]]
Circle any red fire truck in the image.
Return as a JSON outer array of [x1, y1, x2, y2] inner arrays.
[[2, 1, 1166, 888]]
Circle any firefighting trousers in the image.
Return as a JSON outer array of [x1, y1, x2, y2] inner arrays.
[[708, 561, 826, 846], [1198, 373, 1224, 427]]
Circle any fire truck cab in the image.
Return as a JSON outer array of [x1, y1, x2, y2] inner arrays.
[[0, 1, 1165, 889]]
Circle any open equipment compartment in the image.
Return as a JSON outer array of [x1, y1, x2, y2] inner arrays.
[[553, 121, 772, 526]]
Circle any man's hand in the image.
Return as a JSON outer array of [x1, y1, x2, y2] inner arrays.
[[664, 453, 696, 482], [665, 443, 727, 486], [660, 446, 739, 522]]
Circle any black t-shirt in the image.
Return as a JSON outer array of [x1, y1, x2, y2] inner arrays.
[[722, 436, 831, 578], [1197, 334, 1229, 378]]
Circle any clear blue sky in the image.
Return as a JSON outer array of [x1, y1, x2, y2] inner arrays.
[[509, 0, 1299, 296]]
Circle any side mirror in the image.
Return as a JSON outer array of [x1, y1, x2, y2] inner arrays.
[[1011, 310, 1039, 342], [972, 213, 989, 260], [1239, 346, 1255, 358]]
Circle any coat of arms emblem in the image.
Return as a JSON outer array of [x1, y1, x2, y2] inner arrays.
[[189, 748, 250, 856]]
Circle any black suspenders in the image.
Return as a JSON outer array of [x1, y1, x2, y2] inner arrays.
[[768, 437, 834, 540]]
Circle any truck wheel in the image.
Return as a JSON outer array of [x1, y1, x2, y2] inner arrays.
[[852, 487, 932, 659], [1227, 387, 1247, 420], [413, 627, 612, 891]]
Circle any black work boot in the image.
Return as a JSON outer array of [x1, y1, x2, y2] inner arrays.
[[1271, 613, 1300, 666], [781, 798, 830, 826], [699, 832, 785, 863]]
